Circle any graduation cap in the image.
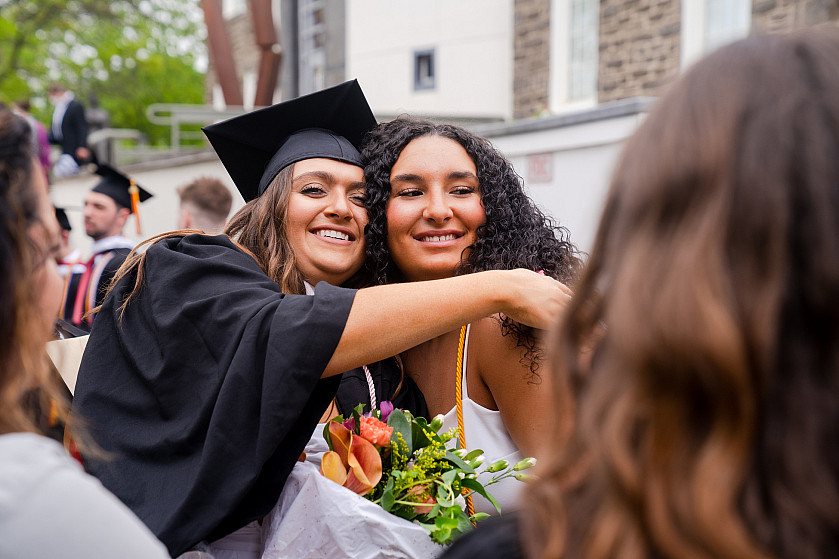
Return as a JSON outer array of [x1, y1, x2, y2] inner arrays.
[[203, 79, 377, 202], [54, 207, 71, 231], [91, 164, 153, 234]]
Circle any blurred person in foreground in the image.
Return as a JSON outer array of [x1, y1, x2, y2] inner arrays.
[[445, 28, 839, 559], [0, 105, 168, 558], [176, 176, 234, 235], [11, 98, 51, 181]]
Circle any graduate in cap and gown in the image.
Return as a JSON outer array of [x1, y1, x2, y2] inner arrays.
[[69, 165, 152, 331], [72, 80, 570, 557], [53, 206, 87, 330]]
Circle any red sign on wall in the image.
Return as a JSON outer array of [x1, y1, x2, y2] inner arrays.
[[527, 153, 553, 184]]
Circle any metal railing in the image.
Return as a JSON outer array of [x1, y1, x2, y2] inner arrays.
[[145, 103, 266, 149]]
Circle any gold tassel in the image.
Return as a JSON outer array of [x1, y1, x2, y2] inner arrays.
[[129, 179, 141, 235]]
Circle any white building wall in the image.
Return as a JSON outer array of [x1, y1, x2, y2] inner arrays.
[[473, 99, 651, 253], [50, 156, 243, 258], [346, 0, 514, 121]]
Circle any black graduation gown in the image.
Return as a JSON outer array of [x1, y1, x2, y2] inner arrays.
[[92, 247, 129, 310], [61, 247, 130, 333], [72, 234, 356, 557]]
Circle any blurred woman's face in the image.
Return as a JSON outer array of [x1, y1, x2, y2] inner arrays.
[[285, 158, 368, 286], [385, 136, 485, 282], [28, 158, 62, 338]]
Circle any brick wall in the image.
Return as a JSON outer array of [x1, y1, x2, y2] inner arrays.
[[513, 0, 551, 119], [598, 0, 681, 104], [752, 0, 839, 34]]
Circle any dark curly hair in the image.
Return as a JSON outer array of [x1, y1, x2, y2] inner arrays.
[[362, 116, 583, 374]]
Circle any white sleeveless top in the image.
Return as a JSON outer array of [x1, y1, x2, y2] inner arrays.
[[440, 324, 524, 515]]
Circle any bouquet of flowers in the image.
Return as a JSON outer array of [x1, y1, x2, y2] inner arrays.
[[319, 402, 535, 545]]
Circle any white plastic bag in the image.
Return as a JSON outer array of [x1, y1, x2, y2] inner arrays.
[[261, 430, 446, 559]]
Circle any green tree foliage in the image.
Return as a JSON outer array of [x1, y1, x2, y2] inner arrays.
[[0, 0, 206, 145]]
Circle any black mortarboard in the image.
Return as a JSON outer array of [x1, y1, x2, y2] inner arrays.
[[202, 79, 377, 202], [91, 164, 153, 213], [54, 206, 71, 231]]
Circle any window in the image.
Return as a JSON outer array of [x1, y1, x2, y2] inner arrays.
[[568, 0, 598, 101], [298, 0, 326, 94], [414, 49, 436, 90], [550, 0, 599, 111], [682, 0, 751, 67]]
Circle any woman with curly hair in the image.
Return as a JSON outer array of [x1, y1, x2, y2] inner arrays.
[[0, 106, 169, 557], [72, 82, 571, 557], [362, 116, 582, 514], [445, 28, 839, 559]]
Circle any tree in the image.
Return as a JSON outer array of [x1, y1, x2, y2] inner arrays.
[[0, 0, 207, 145]]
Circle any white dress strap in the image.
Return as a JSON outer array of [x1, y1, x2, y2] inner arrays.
[[460, 324, 472, 399]]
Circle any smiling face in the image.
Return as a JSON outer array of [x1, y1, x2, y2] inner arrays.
[[386, 135, 486, 282], [285, 158, 368, 286]]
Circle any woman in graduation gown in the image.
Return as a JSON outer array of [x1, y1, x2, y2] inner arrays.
[[71, 81, 574, 558]]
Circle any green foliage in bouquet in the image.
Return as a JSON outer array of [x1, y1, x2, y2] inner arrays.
[[321, 403, 536, 545]]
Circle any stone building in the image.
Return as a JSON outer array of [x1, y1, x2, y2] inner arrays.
[[514, 0, 839, 118], [207, 0, 839, 119]]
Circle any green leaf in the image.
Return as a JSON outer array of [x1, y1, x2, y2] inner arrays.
[[429, 513, 460, 544], [470, 512, 491, 523], [380, 478, 395, 511], [386, 409, 413, 455], [462, 477, 501, 514], [458, 512, 475, 533], [444, 450, 475, 474], [435, 514, 459, 530], [463, 449, 485, 462], [440, 469, 458, 486], [351, 404, 365, 435], [412, 420, 432, 450], [435, 484, 453, 507]]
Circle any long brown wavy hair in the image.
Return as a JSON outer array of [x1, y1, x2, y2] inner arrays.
[[224, 165, 307, 293], [0, 106, 65, 434], [523, 29, 839, 559]]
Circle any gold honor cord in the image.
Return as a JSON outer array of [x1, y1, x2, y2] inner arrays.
[[455, 324, 475, 523]]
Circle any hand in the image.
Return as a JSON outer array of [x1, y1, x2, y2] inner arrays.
[[75, 146, 91, 162], [498, 269, 573, 329]]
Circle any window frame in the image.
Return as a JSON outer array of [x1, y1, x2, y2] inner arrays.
[[413, 48, 436, 91]]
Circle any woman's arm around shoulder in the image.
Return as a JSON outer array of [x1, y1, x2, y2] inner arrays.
[[471, 315, 553, 459]]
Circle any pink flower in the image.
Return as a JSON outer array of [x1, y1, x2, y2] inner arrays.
[[359, 415, 393, 447], [406, 484, 436, 514], [379, 401, 394, 421]]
